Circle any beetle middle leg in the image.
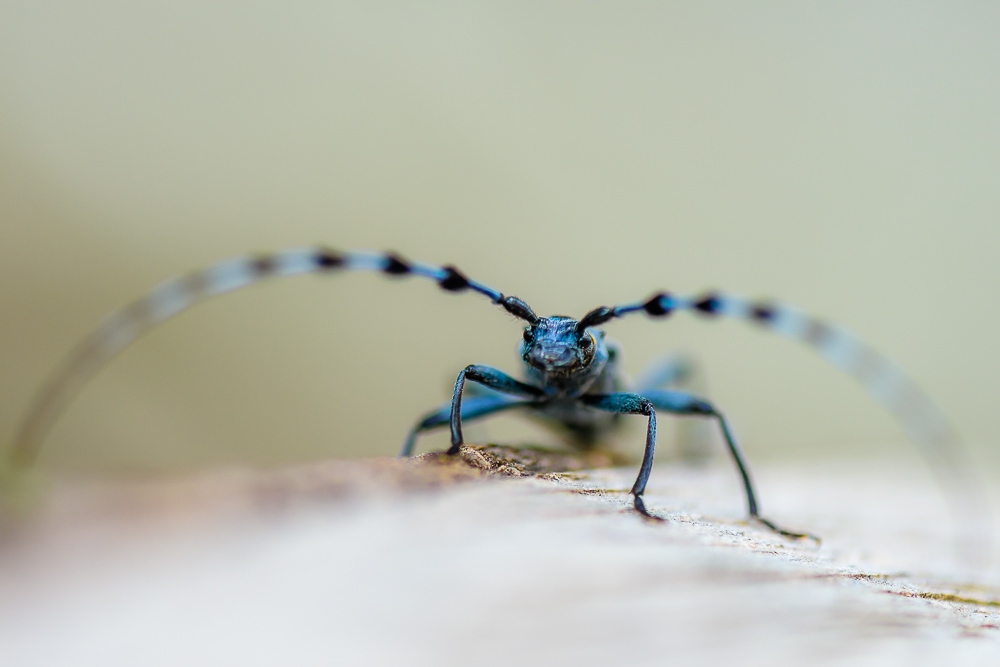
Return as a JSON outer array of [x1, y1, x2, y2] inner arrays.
[[633, 353, 697, 391]]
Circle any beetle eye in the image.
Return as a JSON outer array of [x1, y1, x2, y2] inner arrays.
[[580, 334, 593, 349], [522, 328, 532, 343]]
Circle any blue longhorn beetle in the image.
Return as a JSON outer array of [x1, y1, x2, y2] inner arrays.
[[4, 247, 975, 539]]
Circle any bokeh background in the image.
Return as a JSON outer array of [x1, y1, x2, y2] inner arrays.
[[1, 2, 998, 474]]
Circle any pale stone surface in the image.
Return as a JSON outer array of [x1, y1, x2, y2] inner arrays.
[[1, 446, 999, 666]]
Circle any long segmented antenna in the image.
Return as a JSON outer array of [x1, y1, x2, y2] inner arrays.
[[580, 290, 988, 550], [6, 247, 537, 467], [580, 291, 953, 455]]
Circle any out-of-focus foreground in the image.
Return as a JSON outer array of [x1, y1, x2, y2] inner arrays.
[[1, 447, 999, 665]]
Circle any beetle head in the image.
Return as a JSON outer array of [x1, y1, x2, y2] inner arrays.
[[520, 316, 599, 376]]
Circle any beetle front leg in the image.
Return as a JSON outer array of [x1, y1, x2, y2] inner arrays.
[[579, 393, 659, 517], [448, 365, 545, 455]]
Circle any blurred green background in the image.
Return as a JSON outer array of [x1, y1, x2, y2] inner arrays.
[[1, 2, 998, 473]]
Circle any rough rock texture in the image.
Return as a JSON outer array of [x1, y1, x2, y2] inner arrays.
[[1, 445, 998, 666]]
